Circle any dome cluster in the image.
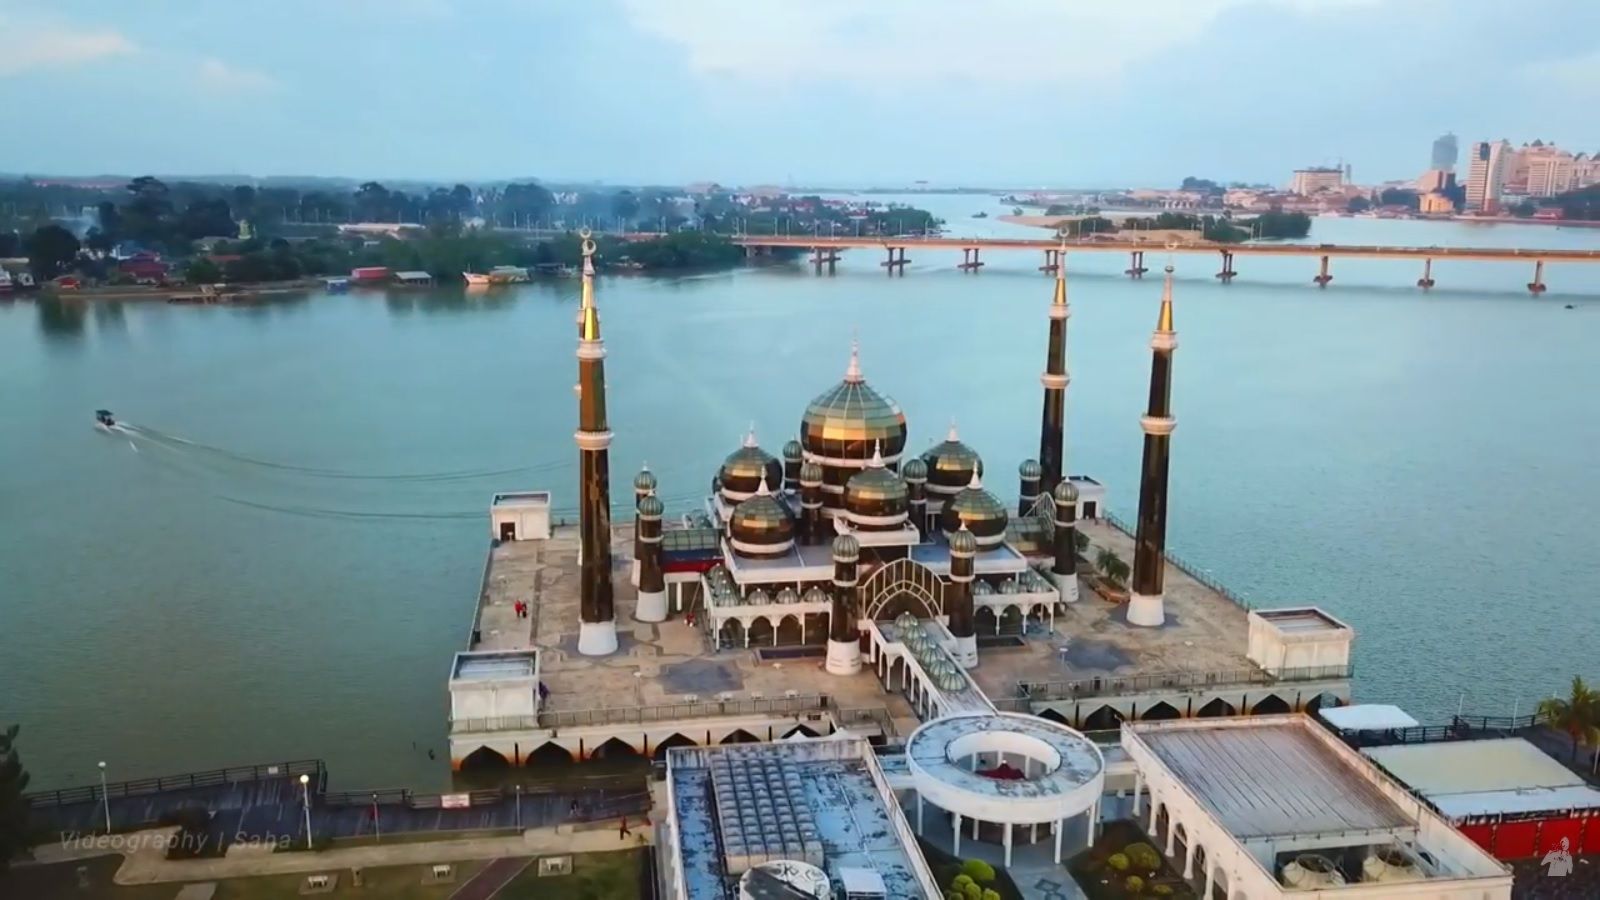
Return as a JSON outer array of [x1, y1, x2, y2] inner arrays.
[[893, 613, 967, 692], [940, 471, 1009, 549], [922, 422, 983, 502], [843, 444, 908, 531], [728, 476, 794, 558], [704, 564, 834, 608]]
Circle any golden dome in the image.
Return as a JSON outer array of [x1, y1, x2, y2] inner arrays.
[[800, 342, 907, 462], [844, 444, 908, 530], [922, 420, 983, 495], [940, 471, 1009, 548], [729, 476, 794, 557], [720, 427, 783, 502]]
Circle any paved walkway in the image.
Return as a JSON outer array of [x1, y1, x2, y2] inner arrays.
[[72, 821, 653, 885], [447, 857, 532, 900]]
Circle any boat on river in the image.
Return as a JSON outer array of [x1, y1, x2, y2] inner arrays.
[[462, 272, 492, 286], [94, 409, 116, 431]]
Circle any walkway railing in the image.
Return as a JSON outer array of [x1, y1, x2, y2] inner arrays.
[[25, 759, 326, 808], [828, 701, 899, 740], [1016, 664, 1354, 702], [1102, 512, 1252, 610], [451, 694, 831, 733]]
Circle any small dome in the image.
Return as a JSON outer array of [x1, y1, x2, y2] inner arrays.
[[940, 472, 1009, 548], [637, 495, 664, 518], [720, 428, 783, 502], [799, 460, 824, 486], [747, 588, 772, 606], [801, 342, 908, 462], [802, 585, 830, 605], [1019, 459, 1042, 480], [894, 611, 918, 630], [936, 669, 967, 691], [782, 439, 804, 462], [999, 579, 1020, 595], [921, 421, 984, 496], [708, 564, 730, 584], [775, 587, 800, 605], [973, 580, 994, 596], [832, 534, 860, 561], [1054, 479, 1080, 504], [713, 587, 737, 607], [633, 466, 658, 493], [730, 479, 794, 557], [844, 444, 908, 530], [901, 457, 928, 483], [948, 527, 979, 556]]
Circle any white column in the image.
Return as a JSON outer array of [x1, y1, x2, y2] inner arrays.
[[916, 792, 924, 835], [802, 618, 807, 643], [1031, 822, 1038, 843], [1148, 792, 1159, 832], [1132, 773, 1143, 816], [1184, 840, 1195, 879], [1204, 865, 1215, 899], [1053, 817, 1064, 864], [1004, 823, 1013, 868], [972, 815, 979, 840], [953, 814, 962, 856], [1165, 817, 1176, 855], [744, 626, 750, 648]]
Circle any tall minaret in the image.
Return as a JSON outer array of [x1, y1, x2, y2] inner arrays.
[[1038, 241, 1071, 494], [630, 463, 655, 587], [1128, 263, 1178, 628], [574, 231, 618, 655], [1051, 479, 1080, 604], [826, 534, 862, 675], [635, 493, 667, 622], [947, 526, 978, 667]]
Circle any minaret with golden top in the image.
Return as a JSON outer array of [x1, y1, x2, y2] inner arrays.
[[574, 231, 618, 655], [1128, 262, 1178, 628], [1038, 239, 1071, 494]]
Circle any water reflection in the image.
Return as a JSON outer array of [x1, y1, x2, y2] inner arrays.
[[382, 287, 523, 315], [91, 301, 127, 335], [36, 296, 86, 340]]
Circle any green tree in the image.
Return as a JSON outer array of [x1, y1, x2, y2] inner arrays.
[[1074, 530, 1091, 555], [1096, 548, 1130, 589], [0, 724, 30, 873], [1510, 200, 1538, 218], [1347, 196, 1372, 213], [23, 224, 80, 280], [1538, 676, 1600, 762], [185, 258, 222, 284], [959, 859, 995, 882], [611, 190, 640, 226]]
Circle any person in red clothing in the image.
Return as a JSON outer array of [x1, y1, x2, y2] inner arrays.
[[618, 816, 631, 839]]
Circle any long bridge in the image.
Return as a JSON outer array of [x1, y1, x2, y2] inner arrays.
[[713, 233, 1600, 293]]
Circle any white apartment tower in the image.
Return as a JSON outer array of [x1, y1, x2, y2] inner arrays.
[[1465, 140, 1510, 211]]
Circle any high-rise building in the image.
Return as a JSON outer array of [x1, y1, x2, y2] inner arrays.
[[1523, 146, 1577, 197], [1289, 167, 1344, 196], [1432, 133, 1458, 172], [1465, 140, 1510, 211]]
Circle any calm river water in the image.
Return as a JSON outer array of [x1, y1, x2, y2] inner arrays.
[[3, 195, 1598, 791]]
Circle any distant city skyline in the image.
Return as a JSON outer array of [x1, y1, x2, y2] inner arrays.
[[1, 0, 1599, 186]]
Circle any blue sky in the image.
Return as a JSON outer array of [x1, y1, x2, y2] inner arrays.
[[2, 0, 1598, 186]]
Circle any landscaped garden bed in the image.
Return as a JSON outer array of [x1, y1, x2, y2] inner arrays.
[[1069, 820, 1196, 898]]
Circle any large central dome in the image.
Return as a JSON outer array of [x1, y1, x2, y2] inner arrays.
[[800, 342, 908, 464]]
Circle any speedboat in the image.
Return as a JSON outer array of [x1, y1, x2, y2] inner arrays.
[[94, 409, 117, 431], [462, 272, 492, 286]]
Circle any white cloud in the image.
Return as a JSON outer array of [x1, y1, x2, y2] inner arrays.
[[196, 57, 278, 95], [0, 17, 135, 76], [622, 0, 1380, 88]]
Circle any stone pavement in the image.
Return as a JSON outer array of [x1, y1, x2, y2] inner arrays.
[[88, 820, 653, 885]]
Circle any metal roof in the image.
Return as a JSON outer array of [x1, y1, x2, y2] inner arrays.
[[1364, 737, 1600, 817], [1319, 704, 1420, 731]]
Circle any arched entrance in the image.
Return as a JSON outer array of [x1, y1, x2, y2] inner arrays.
[[1141, 701, 1181, 721], [803, 612, 829, 645], [720, 729, 760, 745], [747, 617, 774, 646], [975, 606, 998, 633], [460, 746, 510, 771], [1251, 693, 1291, 715], [718, 618, 744, 649], [998, 604, 1024, 635], [1196, 698, 1237, 718], [782, 724, 820, 739], [589, 737, 639, 761], [525, 742, 575, 766], [775, 614, 804, 645], [860, 558, 944, 621], [1305, 692, 1341, 716], [1082, 705, 1123, 731], [651, 733, 697, 761], [1037, 707, 1069, 725]]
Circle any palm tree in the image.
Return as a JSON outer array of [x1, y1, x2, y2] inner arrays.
[[1538, 676, 1600, 763], [1096, 548, 1130, 589]]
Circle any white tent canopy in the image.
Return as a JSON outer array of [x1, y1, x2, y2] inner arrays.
[[1319, 703, 1420, 731]]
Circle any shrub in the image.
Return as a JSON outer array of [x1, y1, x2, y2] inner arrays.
[[1125, 875, 1145, 894], [951, 874, 974, 890], [981, 890, 1000, 900], [960, 859, 996, 883], [1126, 842, 1161, 872], [962, 883, 982, 900], [1107, 852, 1130, 872], [1152, 885, 1174, 896], [947, 892, 964, 900]]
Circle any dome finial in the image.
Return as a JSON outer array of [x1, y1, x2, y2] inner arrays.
[[844, 335, 863, 383], [967, 468, 982, 490], [757, 471, 771, 496], [578, 227, 599, 341], [1052, 237, 1068, 306], [869, 441, 884, 469], [947, 417, 959, 442], [1157, 262, 1175, 333], [743, 424, 758, 448]]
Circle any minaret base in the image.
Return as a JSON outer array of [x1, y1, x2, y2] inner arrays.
[[1053, 572, 1081, 604], [825, 639, 862, 675], [952, 634, 979, 669], [1126, 593, 1165, 628], [635, 589, 667, 623], [577, 620, 619, 656]]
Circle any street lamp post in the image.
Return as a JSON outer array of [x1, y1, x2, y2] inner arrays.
[[371, 792, 381, 843], [515, 784, 523, 830], [97, 761, 111, 833], [299, 774, 313, 849]]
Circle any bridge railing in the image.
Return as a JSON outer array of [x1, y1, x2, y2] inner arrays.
[[1016, 664, 1354, 702], [25, 759, 326, 808], [1102, 512, 1253, 610], [450, 694, 832, 733]]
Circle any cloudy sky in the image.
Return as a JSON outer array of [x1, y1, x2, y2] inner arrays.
[[1, 0, 1597, 186]]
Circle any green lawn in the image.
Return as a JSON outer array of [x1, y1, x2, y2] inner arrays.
[[496, 849, 643, 900], [0, 856, 487, 900]]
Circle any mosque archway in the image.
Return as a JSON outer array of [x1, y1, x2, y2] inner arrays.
[[998, 605, 1024, 635], [590, 737, 640, 761], [1196, 698, 1236, 718], [720, 729, 760, 745], [524, 742, 575, 766], [782, 724, 820, 739], [748, 617, 775, 646], [861, 558, 943, 621], [775, 614, 804, 646], [803, 612, 829, 644], [1251, 694, 1291, 715], [718, 618, 745, 649], [975, 607, 998, 633], [1141, 701, 1182, 721], [1304, 692, 1341, 716], [1037, 707, 1069, 726], [1082, 705, 1123, 731], [460, 746, 511, 771], [651, 733, 697, 761]]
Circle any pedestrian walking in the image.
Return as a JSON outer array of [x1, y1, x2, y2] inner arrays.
[[619, 815, 631, 839]]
